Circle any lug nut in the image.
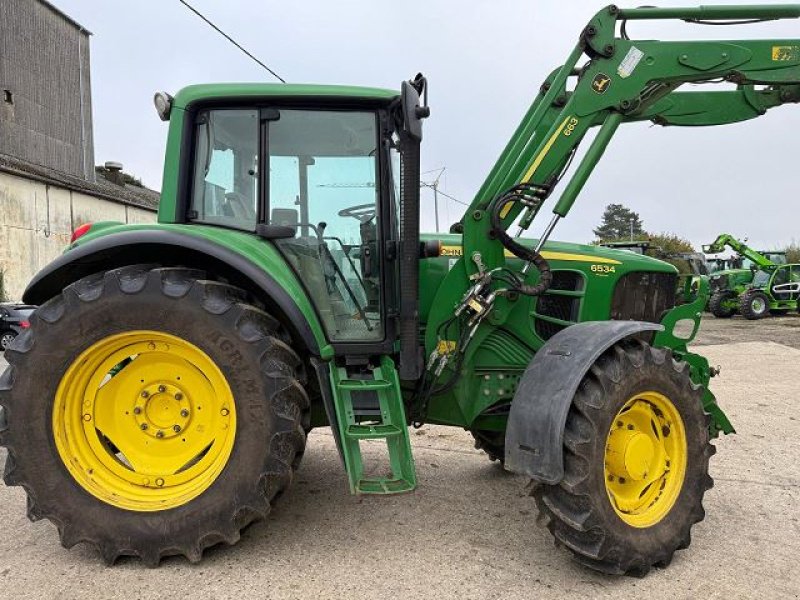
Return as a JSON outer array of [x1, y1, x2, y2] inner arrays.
[[173, 425, 181, 433], [221, 408, 230, 417], [155, 478, 164, 487], [83, 414, 92, 422], [156, 430, 164, 438], [133, 407, 142, 415], [141, 391, 149, 398], [140, 423, 148, 431], [158, 385, 166, 393], [175, 392, 183, 401], [180, 409, 189, 418]]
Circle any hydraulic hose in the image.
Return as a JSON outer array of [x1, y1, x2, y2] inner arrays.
[[490, 185, 552, 296]]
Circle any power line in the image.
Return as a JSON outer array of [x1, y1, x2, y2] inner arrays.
[[420, 182, 468, 206], [176, 0, 286, 83]]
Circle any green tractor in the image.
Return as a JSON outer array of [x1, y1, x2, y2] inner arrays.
[[2, 4, 799, 576], [704, 234, 795, 319]]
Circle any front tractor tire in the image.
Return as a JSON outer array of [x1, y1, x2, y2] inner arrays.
[[533, 340, 714, 576], [0, 266, 309, 565], [708, 290, 737, 318], [739, 289, 770, 320]]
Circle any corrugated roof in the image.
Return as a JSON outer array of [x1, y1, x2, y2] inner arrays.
[[0, 153, 159, 211]]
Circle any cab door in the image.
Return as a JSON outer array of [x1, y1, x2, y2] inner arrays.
[[266, 109, 388, 348], [770, 265, 797, 302]]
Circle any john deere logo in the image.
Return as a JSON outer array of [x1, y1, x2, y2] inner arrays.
[[591, 73, 611, 94]]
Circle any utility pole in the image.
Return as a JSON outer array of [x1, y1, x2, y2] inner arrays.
[[421, 167, 446, 233], [630, 218, 634, 241]]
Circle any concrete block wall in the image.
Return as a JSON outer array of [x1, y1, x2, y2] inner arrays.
[[0, 171, 156, 301]]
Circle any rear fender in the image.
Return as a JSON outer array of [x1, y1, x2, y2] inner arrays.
[[505, 321, 662, 484], [23, 229, 331, 359]]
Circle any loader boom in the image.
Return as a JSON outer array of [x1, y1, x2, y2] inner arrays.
[[703, 233, 779, 269], [462, 4, 800, 282]]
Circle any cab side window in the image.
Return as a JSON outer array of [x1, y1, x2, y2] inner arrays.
[[189, 109, 259, 231]]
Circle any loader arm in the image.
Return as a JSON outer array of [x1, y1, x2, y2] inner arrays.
[[462, 4, 800, 282], [702, 233, 778, 268]]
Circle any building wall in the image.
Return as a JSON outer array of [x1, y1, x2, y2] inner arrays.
[[0, 0, 94, 180], [0, 171, 155, 301]]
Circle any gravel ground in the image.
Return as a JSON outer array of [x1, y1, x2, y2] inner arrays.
[[0, 326, 798, 599], [694, 312, 800, 349]]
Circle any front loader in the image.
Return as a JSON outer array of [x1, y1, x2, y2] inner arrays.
[[2, 4, 798, 576]]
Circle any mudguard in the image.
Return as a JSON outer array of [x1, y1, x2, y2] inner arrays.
[[23, 229, 327, 357], [505, 320, 662, 484]]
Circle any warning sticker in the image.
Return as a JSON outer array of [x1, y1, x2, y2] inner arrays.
[[772, 46, 800, 61], [617, 46, 644, 79]]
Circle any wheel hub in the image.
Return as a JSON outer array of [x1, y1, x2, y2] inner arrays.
[[604, 392, 687, 528], [606, 429, 655, 482], [135, 383, 192, 439]]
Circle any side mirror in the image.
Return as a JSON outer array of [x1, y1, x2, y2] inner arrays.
[[401, 74, 429, 142]]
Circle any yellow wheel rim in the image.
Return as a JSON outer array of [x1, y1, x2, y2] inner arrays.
[[53, 331, 236, 512], [604, 391, 687, 528]]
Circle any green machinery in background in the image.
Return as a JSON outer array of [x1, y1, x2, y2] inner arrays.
[[599, 240, 709, 275], [704, 233, 798, 319], [2, 3, 799, 577]]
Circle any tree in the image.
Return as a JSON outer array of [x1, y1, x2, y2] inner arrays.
[[593, 203, 644, 241], [645, 232, 695, 255], [784, 242, 800, 264]]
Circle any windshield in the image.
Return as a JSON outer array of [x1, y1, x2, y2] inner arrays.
[[752, 269, 772, 288]]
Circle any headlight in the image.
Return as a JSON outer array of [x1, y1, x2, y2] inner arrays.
[[153, 91, 173, 121]]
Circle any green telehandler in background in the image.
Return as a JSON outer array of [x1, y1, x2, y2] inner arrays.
[[2, 3, 799, 576], [704, 233, 797, 319]]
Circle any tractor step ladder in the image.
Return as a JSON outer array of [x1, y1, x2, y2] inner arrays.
[[330, 355, 416, 494]]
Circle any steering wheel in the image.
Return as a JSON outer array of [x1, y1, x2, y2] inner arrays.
[[337, 203, 376, 224]]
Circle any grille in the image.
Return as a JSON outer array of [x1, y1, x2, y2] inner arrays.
[[610, 272, 677, 323], [536, 294, 580, 322], [549, 270, 584, 292], [535, 318, 566, 341], [533, 270, 583, 341]]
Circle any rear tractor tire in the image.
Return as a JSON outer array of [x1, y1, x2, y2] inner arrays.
[[533, 339, 714, 576], [739, 289, 770, 320], [0, 265, 310, 565], [708, 290, 736, 319]]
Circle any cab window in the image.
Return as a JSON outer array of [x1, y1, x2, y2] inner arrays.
[[189, 109, 259, 231], [268, 109, 383, 342]]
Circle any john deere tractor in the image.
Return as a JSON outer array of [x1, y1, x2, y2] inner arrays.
[[2, 4, 798, 576], [704, 233, 796, 319]]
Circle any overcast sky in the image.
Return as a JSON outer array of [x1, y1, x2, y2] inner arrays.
[[55, 0, 800, 251]]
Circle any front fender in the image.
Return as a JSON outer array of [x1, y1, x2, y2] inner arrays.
[[24, 226, 332, 359], [504, 320, 662, 484]]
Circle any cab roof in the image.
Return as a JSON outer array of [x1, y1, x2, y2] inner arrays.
[[172, 83, 399, 109]]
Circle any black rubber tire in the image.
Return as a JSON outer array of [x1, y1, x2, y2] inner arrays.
[[0, 331, 15, 350], [708, 290, 736, 318], [470, 430, 505, 464], [739, 289, 770, 320], [0, 265, 310, 566], [533, 339, 714, 576]]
